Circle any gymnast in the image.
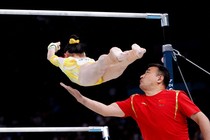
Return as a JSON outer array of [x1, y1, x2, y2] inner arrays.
[[47, 34, 146, 86]]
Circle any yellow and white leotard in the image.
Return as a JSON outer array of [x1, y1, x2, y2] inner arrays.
[[49, 55, 103, 86]]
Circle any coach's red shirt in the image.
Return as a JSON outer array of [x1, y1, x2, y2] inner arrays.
[[116, 90, 200, 140]]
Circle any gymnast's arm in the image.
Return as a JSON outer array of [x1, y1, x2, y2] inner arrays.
[[47, 42, 61, 60], [60, 82, 125, 117]]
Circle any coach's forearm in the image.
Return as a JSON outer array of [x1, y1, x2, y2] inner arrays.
[[78, 96, 113, 117]]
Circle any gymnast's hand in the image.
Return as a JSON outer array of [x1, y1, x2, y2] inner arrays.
[[47, 42, 61, 52], [60, 82, 83, 103]]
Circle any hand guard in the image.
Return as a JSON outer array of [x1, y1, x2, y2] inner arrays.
[[47, 42, 60, 52]]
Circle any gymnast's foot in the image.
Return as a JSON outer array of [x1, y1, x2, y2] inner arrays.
[[131, 43, 146, 59], [109, 47, 125, 62]]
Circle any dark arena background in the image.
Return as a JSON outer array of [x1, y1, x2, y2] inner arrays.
[[0, 1, 209, 140]]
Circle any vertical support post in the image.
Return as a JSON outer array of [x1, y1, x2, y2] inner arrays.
[[162, 44, 174, 89], [102, 126, 110, 140], [161, 14, 173, 89]]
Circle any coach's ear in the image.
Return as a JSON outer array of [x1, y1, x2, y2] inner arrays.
[[157, 74, 164, 84]]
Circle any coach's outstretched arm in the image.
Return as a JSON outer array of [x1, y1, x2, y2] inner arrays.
[[60, 63, 210, 140], [60, 82, 124, 117]]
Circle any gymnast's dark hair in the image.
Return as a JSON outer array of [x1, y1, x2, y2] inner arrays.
[[64, 34, 86, 54], [147, 63, 170, 88]]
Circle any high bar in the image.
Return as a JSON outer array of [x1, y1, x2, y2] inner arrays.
[[0, 9, 169, 26]]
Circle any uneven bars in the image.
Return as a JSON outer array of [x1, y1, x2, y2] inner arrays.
[[0, 126, 109, 140], [0, 9, 169, 26]]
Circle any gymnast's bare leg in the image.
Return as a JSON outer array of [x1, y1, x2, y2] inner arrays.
[[102, 43, 146, 82], [78, 44, 146, 86]]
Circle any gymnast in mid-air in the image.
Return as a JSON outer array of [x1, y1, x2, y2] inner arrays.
[[47, 34, 146, 86]]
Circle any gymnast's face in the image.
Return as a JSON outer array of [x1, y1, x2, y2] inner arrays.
[[64, 51, 86, 58], [64, 51, 71, 58]]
